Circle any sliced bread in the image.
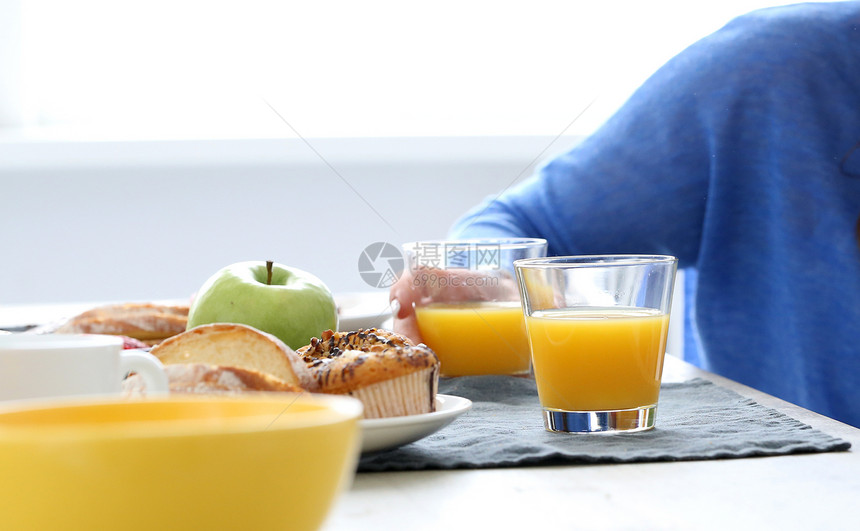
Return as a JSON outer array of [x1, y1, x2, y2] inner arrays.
[[150, 323, 315, 390]]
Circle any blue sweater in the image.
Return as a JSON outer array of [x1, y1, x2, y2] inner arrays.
[[450, 2, 860, 427]]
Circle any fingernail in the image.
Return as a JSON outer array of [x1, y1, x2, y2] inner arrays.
[[390, 298, 401, 317]]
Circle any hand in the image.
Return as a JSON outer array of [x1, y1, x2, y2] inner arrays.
[[389, 267, 519, 344], [389, 270, 423, 344]]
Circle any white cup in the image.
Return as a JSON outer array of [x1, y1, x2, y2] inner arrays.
[[0, 334, 169, 402]]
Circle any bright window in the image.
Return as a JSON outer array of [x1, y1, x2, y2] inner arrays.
[[2, 0, 832, 140]]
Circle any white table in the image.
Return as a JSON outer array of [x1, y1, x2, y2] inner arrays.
[[3, 303, 857, 529], [323, 356, 859, 531]]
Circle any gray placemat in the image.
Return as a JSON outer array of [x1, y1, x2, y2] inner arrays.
[[358, 376, 851, 472]]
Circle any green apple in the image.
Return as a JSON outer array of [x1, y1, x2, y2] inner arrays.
[[187, 260, 337, 350]]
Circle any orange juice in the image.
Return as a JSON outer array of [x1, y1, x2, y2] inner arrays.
[[415, 302, 530, 376], [526, 307, 669, 411]]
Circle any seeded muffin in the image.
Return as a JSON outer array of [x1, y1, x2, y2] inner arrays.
[[298, 328, 440, 419]]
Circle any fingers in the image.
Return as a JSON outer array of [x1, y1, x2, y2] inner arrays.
[[389, 269, 424, 343], [392, 310, 424, 345], [389, 269, 419, 319]]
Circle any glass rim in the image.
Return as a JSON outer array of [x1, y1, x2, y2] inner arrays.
[[514, 254, 677, 269], [402, 237, 547, 251]]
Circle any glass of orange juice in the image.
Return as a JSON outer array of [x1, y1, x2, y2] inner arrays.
[[514, 255, 677, 433], [402, 238, 547, 377]]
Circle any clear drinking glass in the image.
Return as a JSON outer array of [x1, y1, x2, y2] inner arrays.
[[402, 238, 547, 377], [514, 255, 677, 433]]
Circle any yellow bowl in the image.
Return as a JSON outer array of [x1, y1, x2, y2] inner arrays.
[[0, 393, 363, 531]]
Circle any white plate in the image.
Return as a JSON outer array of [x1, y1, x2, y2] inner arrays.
[[336, 291, 393, 331], [360, 394, 472, 453]]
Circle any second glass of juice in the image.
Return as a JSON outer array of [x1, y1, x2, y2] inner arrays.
[[403, 238, 547, 377], [514, 255, 677, 433]]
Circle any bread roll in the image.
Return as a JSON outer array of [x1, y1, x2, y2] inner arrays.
[[55, 302, 189, 345], [151, 323, 315, 390]]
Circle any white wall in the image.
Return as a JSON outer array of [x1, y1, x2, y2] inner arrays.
[[0, 133, 686, 356], [0, 135, 580, 304]]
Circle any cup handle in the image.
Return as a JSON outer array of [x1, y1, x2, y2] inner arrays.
[[120, 350, 169, 396]]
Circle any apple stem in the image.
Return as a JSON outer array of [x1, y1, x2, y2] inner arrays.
[[266, 260, 274, 285]]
